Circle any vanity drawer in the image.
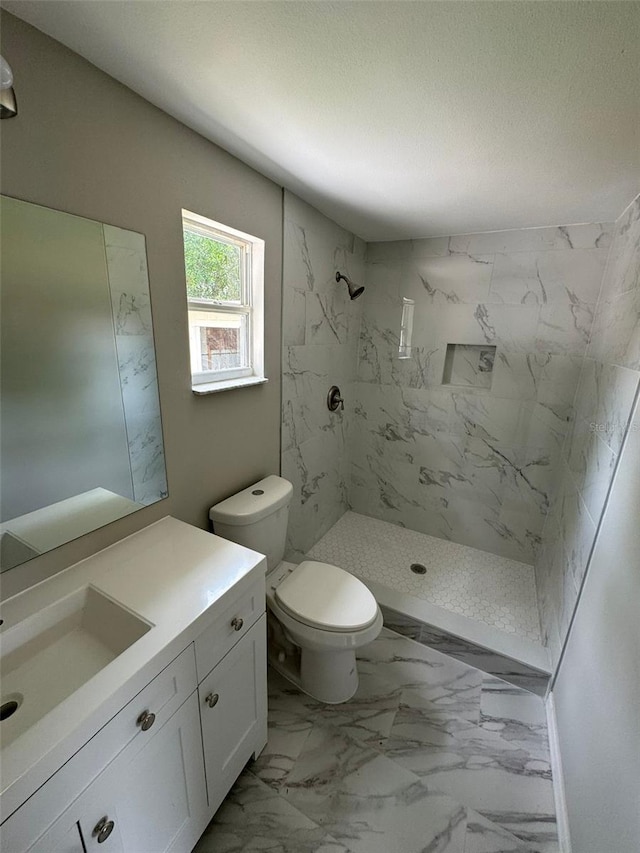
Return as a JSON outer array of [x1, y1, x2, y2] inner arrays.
[[0, 646, 197, 851], [194, 577, 265, 682]]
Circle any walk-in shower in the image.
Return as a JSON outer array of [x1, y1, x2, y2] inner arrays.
[[281, 188, 640, 692]]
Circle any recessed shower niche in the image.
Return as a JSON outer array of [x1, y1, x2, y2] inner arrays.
[[441, 343, 496, 389]]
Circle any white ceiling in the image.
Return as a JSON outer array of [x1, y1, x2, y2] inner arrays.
[[4, 1, 640, 240]]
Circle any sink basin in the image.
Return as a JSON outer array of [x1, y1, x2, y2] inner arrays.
[[0, 586, 152, 747]]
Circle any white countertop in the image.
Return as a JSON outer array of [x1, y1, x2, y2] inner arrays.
[[1, 488, 142, 555], [0, 516, 266, 820]]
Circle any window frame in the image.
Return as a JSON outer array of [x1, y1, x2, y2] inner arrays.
[[182, 210, 265, 393]]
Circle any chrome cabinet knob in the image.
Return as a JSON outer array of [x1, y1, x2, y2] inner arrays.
[[93, 816, 115, 844], [231, 616, 244, 632], [205, 692, 219, 708], [137, 710, 156, 731]]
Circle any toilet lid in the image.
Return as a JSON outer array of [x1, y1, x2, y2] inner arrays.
[[274, 560, 378, 632]]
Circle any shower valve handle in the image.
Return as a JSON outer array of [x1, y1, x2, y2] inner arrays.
[[327, 386, 344, 412]]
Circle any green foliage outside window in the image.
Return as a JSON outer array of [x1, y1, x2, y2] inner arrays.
[[183, 229, 241, 302]]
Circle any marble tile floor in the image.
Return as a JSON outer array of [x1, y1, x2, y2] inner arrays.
[[194, 628, 558, 853], [308, 512, 542, 643]]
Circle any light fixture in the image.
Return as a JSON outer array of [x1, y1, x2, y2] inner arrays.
[[1, 56, 18, 119]]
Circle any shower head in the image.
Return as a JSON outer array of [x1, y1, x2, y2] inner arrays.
[[336, 271, 365, 300], [0, 56, 17, 119]]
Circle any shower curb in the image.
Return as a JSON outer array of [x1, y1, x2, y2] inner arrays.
[[381, 604, 550, 696]]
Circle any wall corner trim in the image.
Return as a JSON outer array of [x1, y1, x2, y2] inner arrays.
[[545, 691, 573, 853]]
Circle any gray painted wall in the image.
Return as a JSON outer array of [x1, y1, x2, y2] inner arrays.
[[0, 12, 282, 596], [552, 393, 640, 852]]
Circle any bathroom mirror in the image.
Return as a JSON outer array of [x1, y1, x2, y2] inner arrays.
[[0, 195, 168, 572]]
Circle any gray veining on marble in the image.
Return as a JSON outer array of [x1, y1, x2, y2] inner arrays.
[[103, 224, 167, 505], [381, 607, 549, 696], [280, 194, 639, 671], [535, 193, 640, 668], [350, 221, 611, 564], [281, 191, 365, 558], [195, 629, 557, 853]]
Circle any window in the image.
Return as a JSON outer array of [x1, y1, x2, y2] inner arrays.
[[182, 210, 265, 393]]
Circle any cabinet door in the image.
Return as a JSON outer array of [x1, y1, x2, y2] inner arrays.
[[199, 614, 267, 814], [27, 815, 85, 853], [78, 692, 208, 853]]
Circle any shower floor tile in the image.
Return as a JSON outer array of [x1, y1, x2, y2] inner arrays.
[[307, 512, 541, 643]]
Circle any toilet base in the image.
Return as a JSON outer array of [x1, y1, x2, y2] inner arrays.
[[268, 646, 358, 704], [265, 581, 383, 705], [301, 647, 358, 703], [267, 610, 360, 703]]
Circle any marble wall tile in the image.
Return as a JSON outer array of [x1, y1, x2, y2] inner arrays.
[[393, 345, 448, 389], [103, 224, 167, 505], [566, 419, 616, 521], [556, 464, 597, 594], [490, 352, 542, 401], [409, 236, 453, 259], [599, 194, 640, 300], [281, 191, 363, 557], [283, 198, 365, 295], [281, 195, 638, 668], [283, 346, 351, 441], [589, 286, 640, 370], [518, 401, 572, 454], [536, 515, 563, 642], [533, 354, 583, 408], [362, 259, 404, 304], [283, 288, 307, 346], [348, 221, 612, 566], [535, 300, 595, 355], [572, 359, 640, 455], [448, 394, 527, 445], [305, 292, 350, 345], [403, 254, 494, 304], [535, 194, 640, 669], [365, 239, 415, 262], [415, 303, 540, 353], [488, 249, 608, 305], [448, 223, 612, 256], [282, 428, 350, 560]]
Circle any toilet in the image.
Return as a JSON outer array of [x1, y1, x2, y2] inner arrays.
[[209, 475, 382, 703]]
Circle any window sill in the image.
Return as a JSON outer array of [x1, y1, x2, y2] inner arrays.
[[192, 375, 268, 396]]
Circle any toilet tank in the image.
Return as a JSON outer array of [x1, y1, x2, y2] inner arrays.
[[209, 475, 293, 572]]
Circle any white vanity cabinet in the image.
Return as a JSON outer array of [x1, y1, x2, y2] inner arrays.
[[198, 615, 267, 815], [0, 571, 268, 853], [77, 692, 207, 853], [24, 815, 84, 853], [28, 692, 206, 853]]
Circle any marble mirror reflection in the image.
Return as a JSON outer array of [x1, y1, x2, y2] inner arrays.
[[0, 195, 168, 572]]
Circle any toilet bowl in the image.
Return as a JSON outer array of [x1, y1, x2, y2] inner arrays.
[[209, 476, 382, 703], [266, 560, 383, 703]]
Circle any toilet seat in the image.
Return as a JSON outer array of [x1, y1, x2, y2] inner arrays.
[[274, 560, 378, 633]]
